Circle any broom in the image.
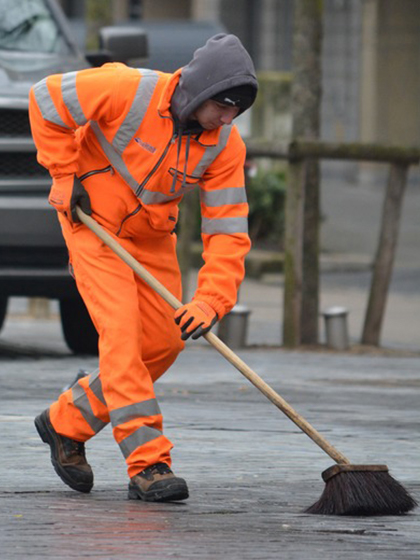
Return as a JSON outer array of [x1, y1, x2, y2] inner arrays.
[[76, 207, 417, 516]]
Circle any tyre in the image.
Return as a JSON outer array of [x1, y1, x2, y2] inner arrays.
[[0, 297, 8, 332], [60, 295, 98, 355]]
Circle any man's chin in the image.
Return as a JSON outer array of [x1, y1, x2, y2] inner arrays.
[[203, 123, 220, 130]]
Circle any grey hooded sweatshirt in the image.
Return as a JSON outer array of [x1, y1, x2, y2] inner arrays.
[[170, 33, 258, 124]]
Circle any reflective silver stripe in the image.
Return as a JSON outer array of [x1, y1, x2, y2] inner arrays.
[[110, 399, 161, 427], [32, 78, 70, 128], [90, 121, 139, 192], [72, 383, 107, 433], [139, 190, 180, 205], [192, 125, 232, 177], [201, 187, 247, 207], [202, 216, 248, 235], [112, 69, 159, 153], [61, 71, 87, 126], [88, 371, 106, 406], [118, 426, 162, 459], [139, 184, 195, 205]]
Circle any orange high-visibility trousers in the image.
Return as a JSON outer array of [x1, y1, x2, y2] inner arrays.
[[49, 208, 184, 478]]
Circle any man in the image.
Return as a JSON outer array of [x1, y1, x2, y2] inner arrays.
[[29, 33, 258, 502]]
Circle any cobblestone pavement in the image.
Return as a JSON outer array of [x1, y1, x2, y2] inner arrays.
[[0, 339, 419, 559]]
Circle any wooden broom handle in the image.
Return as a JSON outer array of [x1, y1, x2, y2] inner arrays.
[[76, 207, 350, 465]]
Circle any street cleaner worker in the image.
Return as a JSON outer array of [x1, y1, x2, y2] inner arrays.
[[29, 34, 258, 502]]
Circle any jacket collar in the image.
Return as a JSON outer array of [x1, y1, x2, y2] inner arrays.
[[158, 69, 181, 116]]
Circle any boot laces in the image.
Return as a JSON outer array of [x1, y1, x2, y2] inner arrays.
[[152, 463, 172, 475], [62, 436, 85, 458], [143, 462, 172, 477]]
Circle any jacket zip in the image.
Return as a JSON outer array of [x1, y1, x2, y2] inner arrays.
[[79, 165, 114, 182], [116, 203, 142, 237], [136, 122, 177, 196]]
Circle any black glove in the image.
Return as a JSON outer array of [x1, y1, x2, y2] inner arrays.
[[49, 175, 91, 224], [70, 177, 91, 223], [174, 300, 218, 341]]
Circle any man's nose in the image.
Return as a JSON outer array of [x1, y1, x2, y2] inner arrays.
[[221, 108, 238, 124]]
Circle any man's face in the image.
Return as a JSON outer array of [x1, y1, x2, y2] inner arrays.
[[192, 100, 240, 130]]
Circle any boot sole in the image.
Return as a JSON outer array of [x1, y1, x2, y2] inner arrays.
[[34, 411, 93, 494], [128, 479, 189, 502]]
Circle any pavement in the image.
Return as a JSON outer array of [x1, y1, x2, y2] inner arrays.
[[0, 177, 419, 559]]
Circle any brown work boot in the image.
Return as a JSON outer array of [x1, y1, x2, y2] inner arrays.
[[34, 409, 93, 493], [128, 462, 189, 502]]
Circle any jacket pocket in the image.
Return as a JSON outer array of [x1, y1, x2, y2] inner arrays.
[[78, 165, 139, 235], [117, 203, 143, 237], [79, 165, 114, 182], [145, 204, 179, 233], [168, 168, 201, 191]]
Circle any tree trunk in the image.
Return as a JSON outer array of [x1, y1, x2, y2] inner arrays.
[[86, 0, 113, 50], [301, 158, 320, 343], [361, 163, 408, 345], [283, 0, 323, 347], [283, 159, 306, 347]]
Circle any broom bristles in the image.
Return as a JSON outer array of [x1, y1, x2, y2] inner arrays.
[[305, 469, 418, 516]]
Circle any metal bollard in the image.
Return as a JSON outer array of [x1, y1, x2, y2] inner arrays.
[[217, 304, 251, 348], [322, 306, 349, 350]]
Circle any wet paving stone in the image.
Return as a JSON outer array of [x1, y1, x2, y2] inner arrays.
[[0, 344, 419, 559]]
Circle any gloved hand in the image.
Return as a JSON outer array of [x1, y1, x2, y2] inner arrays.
[[48, 175, 91, 223], [174, 300, 218, 341]]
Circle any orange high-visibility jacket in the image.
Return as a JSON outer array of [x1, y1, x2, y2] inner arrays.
[[29, 62, 251, 319]]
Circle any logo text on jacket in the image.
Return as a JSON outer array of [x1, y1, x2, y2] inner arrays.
[[135, 137, 156, 154]]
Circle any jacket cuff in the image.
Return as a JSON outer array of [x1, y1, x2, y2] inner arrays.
[[193, 295, 228, 321], [52, 173, 75, 185]]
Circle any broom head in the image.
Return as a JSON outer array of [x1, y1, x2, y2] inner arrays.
[[305, 464, 418, 516]]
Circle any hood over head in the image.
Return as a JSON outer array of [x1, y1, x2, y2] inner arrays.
[[170, 33, 258, 124]]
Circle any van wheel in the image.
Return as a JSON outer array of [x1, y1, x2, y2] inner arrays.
[[0, 297, 8, 332], [60, 296, 98, 355]]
